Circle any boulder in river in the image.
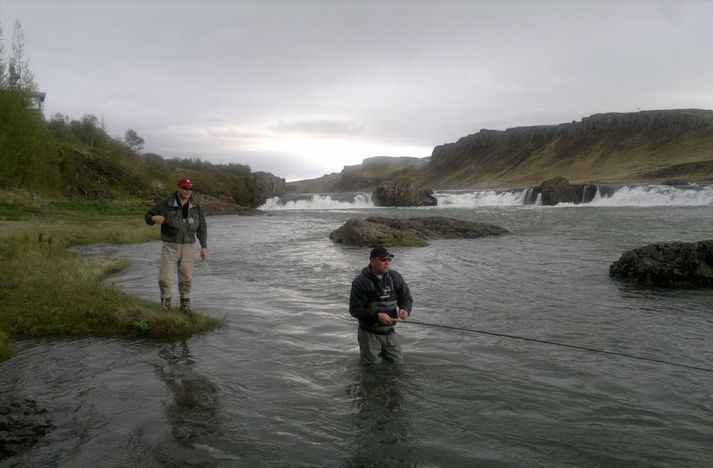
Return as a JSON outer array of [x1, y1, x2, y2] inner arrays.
[[329, 216, 509, 247], [372, 177, 437, 207], [609, 240, 713, 287], [527, 176, 598, 206]]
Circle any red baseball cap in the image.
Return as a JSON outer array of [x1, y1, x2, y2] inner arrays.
[[177, 178, 193, 188]]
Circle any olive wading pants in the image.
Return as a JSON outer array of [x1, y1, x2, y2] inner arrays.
[[159, 242, 195, 300], [357, 327, 403, 365]]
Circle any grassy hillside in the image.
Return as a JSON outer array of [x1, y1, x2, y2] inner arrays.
[[0, 90, 284, 210]]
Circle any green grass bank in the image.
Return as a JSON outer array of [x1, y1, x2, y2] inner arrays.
[[0, 190, 221, 361]]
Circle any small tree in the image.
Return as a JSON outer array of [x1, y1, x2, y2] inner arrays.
[[124, 129, 144, 152], [7, 20, 36, 92], [48, 112, 71, 139], [70, 114, 110, 148], [0, 22, 6, 88], [0, 90, 58, 190]]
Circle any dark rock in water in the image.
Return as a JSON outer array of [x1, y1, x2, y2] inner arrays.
[[609, 240, 713, 287], [372, 177, 437, 207], [329, 216, 509, 247], [0, 399, 53, 459], [250, 171, 286, 207], [660, 179, 691, 186], [539, 177, 578, 205], [576, 184, 599, 204], [527, 176, 598, 205]]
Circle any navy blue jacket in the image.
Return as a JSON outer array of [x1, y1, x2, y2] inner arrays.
[[349, 266, 413, 327]]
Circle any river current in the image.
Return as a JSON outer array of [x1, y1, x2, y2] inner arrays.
[[2, 186, 713, 467]]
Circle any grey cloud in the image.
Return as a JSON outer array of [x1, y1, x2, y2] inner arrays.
[[204, 128, 264, 140], [3, 0, 713, 180], [272, 118, 365, 136]]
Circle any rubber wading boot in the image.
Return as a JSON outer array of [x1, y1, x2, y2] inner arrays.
[[180, 298, 193, 316], [161, 297, 171, 310]]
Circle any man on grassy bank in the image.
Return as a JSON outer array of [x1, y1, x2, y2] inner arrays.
[[145, 178, 208, 315]]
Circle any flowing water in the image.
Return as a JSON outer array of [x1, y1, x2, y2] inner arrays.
[[2, 185, 713, 467]]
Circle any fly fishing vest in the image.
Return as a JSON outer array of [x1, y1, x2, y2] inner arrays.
[[361, 273, 398, 335]]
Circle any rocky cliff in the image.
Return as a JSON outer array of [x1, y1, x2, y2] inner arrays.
[[417, 109, 713, 189]]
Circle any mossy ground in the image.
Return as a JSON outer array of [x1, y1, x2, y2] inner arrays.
[[0, 190, 221, 360]]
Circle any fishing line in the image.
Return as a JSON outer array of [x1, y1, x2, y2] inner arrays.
[[392, 319, 713, 374]]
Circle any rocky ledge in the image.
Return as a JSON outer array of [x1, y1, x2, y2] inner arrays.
[[609, 240, 713, 287], [329, 216, 509, 247]]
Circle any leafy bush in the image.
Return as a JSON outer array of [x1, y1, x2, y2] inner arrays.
[[0, 90, 60, 192]]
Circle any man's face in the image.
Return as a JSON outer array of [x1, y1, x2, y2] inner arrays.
[[370, 256, 392, 275], [177, 184, 193, 200]]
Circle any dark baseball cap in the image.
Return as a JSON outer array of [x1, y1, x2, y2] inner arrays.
[[370, 247, 394, 259]]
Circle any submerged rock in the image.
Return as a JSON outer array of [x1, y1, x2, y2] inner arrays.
[[0, 399, 53, 459], [329, 216, 509, 247], [609, 240, 713, 287]]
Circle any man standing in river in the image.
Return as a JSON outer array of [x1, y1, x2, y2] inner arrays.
[[349, 247, 413, 365], [145, 178, 207, 315]]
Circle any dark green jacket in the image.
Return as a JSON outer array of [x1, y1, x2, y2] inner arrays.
[[145, 193, 207, 247], [349, 266, 412, 333]]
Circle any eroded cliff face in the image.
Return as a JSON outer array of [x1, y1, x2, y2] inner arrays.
[[418, 109, 713, 189]]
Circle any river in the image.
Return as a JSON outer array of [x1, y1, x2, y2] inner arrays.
[[2, 184, 713, 467]]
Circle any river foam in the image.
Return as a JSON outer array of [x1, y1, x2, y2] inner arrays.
[[260, 183, 713, 210]]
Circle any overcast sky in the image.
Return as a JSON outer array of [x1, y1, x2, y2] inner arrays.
[[2, 0, 712, 181]]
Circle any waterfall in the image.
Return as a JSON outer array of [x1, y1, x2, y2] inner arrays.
[[259, 184, 713, 210]]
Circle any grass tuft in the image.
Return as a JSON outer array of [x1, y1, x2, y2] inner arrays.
[[0, 330, 14, 360]]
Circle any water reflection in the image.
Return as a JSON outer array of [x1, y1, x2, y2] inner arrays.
[[152, 340, 224, 466], [344, 364, 416, 468], [157, 342, 218, 445]]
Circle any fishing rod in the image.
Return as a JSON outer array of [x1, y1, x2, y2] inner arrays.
[[388, 318, 713, 374]]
